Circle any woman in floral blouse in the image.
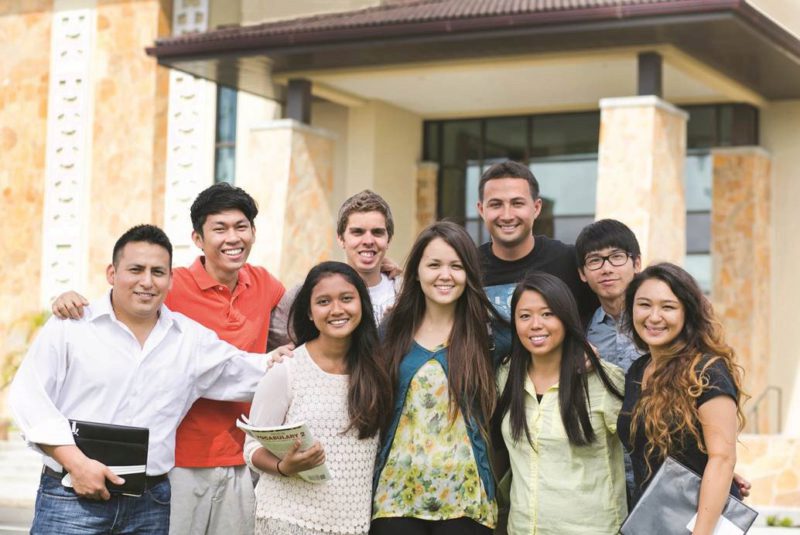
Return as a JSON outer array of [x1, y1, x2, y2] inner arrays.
[[372, 221, 509, 535]]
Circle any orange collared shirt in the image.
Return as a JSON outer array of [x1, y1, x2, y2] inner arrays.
[[168, 257, 285, 467]]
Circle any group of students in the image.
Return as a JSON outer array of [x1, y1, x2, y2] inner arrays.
[[10, 160, 747, 535]]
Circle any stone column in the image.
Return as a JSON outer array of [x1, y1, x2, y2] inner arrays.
[[416, 162, 439, 236], [595, 95, 688, 266], [711, 147, 772, 430], [86, 0, 171, 295], [238, 119, 336, 288], [40, 0, 97, 308]]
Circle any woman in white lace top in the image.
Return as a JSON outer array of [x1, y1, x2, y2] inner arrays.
[[244, 262, 391, 535]]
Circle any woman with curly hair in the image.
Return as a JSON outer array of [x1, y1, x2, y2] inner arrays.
[[618, 263, 746, 535], [371, 221, 509, 535]]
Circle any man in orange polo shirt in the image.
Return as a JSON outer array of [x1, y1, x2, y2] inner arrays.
[[52, 183, 284, 535]]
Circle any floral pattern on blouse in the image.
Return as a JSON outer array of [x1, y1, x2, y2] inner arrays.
[[373, 359, 496, 528]]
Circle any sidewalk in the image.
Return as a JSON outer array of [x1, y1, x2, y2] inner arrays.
[[0, 432, 38, 508], [0, 432, 37, 533]]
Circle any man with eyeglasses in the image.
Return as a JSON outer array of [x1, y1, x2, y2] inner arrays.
[[575, 219, 643, 506], [575, 219, 644, 372], [574, 218, 752, 503]]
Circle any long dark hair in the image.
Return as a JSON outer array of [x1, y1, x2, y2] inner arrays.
[[289, 261, 390, 439], [623, 263, 745, 472], [492, 272, 623, 447], [382, 221, 505, 435]]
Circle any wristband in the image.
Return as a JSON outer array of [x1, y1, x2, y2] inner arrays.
[[276, 459, 288, 477]]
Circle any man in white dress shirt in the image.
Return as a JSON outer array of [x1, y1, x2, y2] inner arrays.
[[9, 224, 271, 534]]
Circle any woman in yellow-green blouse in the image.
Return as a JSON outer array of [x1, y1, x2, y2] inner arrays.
[[492, 271, 627, 535]]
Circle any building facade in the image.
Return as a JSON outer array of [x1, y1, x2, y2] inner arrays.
[[2, 0, 800, 506]]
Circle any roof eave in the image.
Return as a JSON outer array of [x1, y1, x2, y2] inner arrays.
[[147, 0, 745, 59]]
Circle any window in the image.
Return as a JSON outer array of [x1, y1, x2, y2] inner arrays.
[[684, 152, 713, 293], [423, 104, 757, 293], [426, 112, 599, 246], [214, 85, 237, 184], [530, 113, 599, 244], [682, 104, 758, 292]]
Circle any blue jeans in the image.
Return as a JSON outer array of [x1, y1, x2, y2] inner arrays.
[[31, 472, 170, 534]]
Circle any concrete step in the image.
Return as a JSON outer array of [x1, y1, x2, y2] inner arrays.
[[0, 434, 39, 508]]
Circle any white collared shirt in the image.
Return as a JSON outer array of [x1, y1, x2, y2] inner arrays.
[[9, 291, 268, 475]]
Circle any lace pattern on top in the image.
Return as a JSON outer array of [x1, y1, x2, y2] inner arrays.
[[253, 346, 378, 534], [255, 517, 368, 535]]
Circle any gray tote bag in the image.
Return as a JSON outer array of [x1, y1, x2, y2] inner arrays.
[[619, 457, 758, 535]]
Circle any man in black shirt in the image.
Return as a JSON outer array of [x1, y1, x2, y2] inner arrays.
[[476, 160, 598, 324]]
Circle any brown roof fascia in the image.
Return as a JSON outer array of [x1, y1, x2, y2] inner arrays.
[[732, 0, 800, 60], [147, 0, 745, 59]]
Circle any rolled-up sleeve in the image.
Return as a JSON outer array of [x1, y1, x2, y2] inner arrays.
[[243, 361, 292, 474], [9, 318, 75, 450]]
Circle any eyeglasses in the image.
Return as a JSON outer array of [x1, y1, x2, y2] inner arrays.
[[584, 251, 632, 271]]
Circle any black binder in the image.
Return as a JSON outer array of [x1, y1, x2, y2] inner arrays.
[[67, 420, 149, 496]]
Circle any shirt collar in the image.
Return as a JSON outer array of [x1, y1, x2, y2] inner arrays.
[[591, 305, 621, 327], [524, 373, 559, 399], [188, 256, 251, 292], [88, 290, 182, 333]]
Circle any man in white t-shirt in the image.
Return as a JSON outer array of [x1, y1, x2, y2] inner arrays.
[[268, 190, 400, 347]]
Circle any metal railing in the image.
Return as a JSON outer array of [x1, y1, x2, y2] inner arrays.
[[746, 385, 783, 434]]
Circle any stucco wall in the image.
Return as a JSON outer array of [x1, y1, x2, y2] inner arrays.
[[346, 100, 421, 265], [749, 0, 800, 39], [760, 100, 800, 436]]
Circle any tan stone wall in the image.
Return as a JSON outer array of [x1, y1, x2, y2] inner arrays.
[[281, 126, 336, 285], [738, 434, 800, 507], [0, 3, 52, 415], [151, 0, 171, 227], [711, 148, 772, 431], [596, 96, 687, 267], [240, 120, 336, 287], [87, 0, 170, 295], [312, 100, 350, 259]]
